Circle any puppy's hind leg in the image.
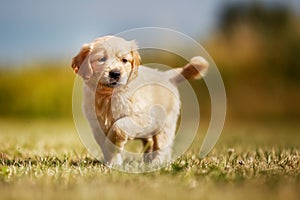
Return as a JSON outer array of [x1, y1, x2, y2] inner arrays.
[[150, 132, 174, 164], [142, 138, 154, 163]]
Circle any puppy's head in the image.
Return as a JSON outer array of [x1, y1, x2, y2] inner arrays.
[[72, 36, 140, 88]]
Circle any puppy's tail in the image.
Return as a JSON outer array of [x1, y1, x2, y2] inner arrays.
[[169, 56, 209, 85]]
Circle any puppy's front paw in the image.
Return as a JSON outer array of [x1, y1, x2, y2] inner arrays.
[[106, 153, 123, 167]]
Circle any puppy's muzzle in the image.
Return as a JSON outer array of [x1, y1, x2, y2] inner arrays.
[[107, 69, 122, 87], [109, 70, 121, 81]]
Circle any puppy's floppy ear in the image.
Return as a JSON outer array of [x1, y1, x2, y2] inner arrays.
[[131, 42, 140, 67], [130, 41, 141, 80], [71, 43, 94, 80]]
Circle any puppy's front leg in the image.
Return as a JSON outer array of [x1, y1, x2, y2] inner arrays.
[[104, 123, 128, 166]]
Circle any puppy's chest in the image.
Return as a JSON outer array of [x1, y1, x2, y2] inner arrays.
[[95, 89, 152, 136], [95, 91, 133, 131]]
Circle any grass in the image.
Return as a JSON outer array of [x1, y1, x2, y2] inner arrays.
[[0, 119, 299, 200]]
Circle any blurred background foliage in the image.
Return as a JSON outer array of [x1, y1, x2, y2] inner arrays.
[[0, 2, 299, 121], [206, 3, 300, 119], [0, 64, 74, 118]]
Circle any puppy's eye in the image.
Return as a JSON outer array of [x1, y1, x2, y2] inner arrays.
[[99, 57, 107, 63], [122, 58, 128, 63]]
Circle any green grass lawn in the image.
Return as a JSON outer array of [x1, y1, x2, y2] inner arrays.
[[0, 119, 299, 200]]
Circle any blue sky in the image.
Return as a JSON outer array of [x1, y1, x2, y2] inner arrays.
[[0, 0, 299, 65]]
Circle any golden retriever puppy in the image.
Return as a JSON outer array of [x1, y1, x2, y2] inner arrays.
[[72, 36, 208, 166]]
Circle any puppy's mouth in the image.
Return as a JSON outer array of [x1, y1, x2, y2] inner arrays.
[[108, 81, 119, 87], [105, 78, 123, 88]]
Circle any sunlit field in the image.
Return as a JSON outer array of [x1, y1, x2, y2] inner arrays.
[[0, 119, 299, 200], [0, 57, 299, 200], [1, 1, 300, 200]]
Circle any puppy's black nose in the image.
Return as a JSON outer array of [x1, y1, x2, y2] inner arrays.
[[109, 70, 121, 80]]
